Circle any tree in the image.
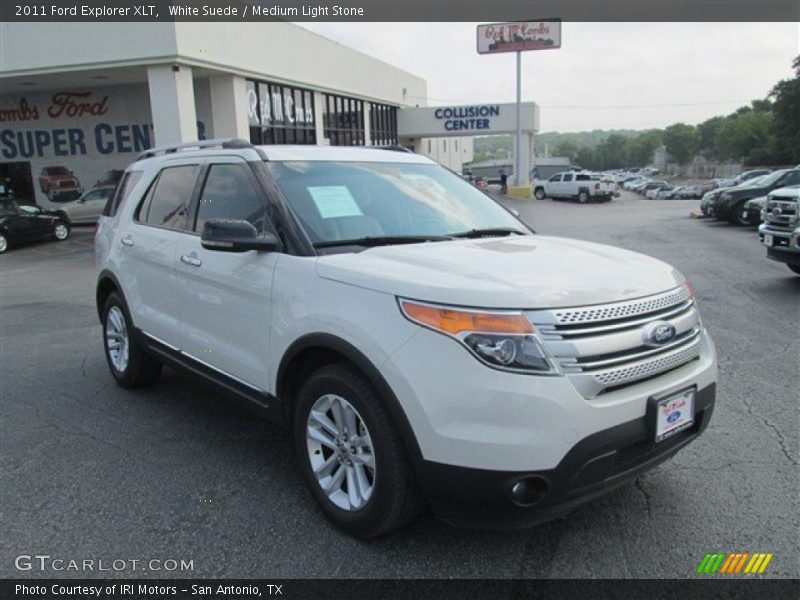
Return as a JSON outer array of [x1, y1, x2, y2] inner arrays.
[[554, 140, 580, 162], [597, 134, 629, 169], [697, 116, 725, 157], [625, 130, 663, 167], [716, 110, 775, 165], [662, 123, 699, 165], [769, 54, 800, 164]]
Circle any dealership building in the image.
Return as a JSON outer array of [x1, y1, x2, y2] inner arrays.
[[0, 22, 539, 206]]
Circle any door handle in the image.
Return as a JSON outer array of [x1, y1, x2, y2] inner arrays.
[[120, 236, 134, 247], [180, 254, 202, 267]]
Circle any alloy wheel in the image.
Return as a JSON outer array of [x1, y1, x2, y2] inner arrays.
[[0, 235, 7, 253], [306, 394, 375, 511], [105, 306, 129, 373], [54, 223, 69, 240]]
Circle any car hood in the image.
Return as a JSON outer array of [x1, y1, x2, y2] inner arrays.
[[769, 185, 800, 201], [315, 235, 684, 309]]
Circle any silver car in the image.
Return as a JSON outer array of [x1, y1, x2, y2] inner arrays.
[[56, 186, 115, 225]]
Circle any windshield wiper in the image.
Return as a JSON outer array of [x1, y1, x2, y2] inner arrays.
[[451, 227, 527, 239], [314, 235, 453, 249]]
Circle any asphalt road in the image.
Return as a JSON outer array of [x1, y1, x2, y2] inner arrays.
[[1, 194, 798, 579]]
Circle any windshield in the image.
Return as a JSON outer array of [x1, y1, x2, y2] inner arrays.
[[46, 167, 70, 175], [743, 170, 787, 188], [266, 161, 527, 246]]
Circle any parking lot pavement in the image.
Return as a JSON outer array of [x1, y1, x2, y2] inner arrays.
[[1, 196, 798, 580]]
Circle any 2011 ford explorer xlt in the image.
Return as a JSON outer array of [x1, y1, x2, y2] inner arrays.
[[95, 139, 718, 537]]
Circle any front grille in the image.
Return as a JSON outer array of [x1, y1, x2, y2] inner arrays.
[[59, 180, 76, 188], [548, 286, 691, 325], [528, 285, 703, 398]]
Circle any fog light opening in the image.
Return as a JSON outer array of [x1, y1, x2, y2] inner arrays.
[[510, 476, 550, 507]]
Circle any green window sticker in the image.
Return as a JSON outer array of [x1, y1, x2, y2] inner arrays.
[[308, 186, 363, 219]]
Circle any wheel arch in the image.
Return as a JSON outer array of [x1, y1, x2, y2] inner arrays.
[[95, 269, 123, 322], [277, 333, 424, 466]]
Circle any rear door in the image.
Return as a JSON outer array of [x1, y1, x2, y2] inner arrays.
[[121, 161, 200, 347], [175, 158, 277, 390]]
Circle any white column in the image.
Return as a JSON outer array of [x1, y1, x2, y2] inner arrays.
[[363, 102, 372, 146], [313, 91, 326, 145], [147, 65, 197, 146], [208, 74, 249, 140]]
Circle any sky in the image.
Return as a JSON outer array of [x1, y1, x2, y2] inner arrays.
[[296, 22, 800, 133]]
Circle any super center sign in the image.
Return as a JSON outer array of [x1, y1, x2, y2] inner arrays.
[[477, 20, 561, 54]]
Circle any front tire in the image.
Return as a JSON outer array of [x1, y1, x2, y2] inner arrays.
[[53, 221, 70, 241], [0, 233, 8, 254], [731, 201, 752, 226], [102, 291, 162, 388], [294, 363, 422, 538], [534, 187, 546, 200]]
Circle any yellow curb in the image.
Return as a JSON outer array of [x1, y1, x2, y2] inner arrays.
[[506, 186, 532, 199]]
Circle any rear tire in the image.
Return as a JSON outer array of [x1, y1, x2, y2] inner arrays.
[[294, 363, 422, 538], [102, 291, 162, 388], [788, 264, 800, 275], [577, 190, 589, 203]]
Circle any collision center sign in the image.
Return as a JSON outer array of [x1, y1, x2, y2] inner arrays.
[[476, 20, 561, 54]]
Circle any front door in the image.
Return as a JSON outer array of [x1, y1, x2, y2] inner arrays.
[[175, 160, 277, 390]]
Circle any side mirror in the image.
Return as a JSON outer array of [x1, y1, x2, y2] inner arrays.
[[201, 219, 280, 253]]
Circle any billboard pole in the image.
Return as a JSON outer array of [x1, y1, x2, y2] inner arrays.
[[515, 50, 522, 187]]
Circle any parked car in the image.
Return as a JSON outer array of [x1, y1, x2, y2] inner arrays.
[[677, 186, 704, 200], [732, 169, 771, 186], [742, 196, 767, 226], [656, 186, 684, 199], [715, 168, 800, 225], [533, 171, 615, 202], [38, 166, 82, 202], [93, 169, 124, 189], [710, 178, 736, 189], [95, 139, 717, 536], [0, 199, 70, 253], [646, 184, 672, 199], [638, 180, 669, 196], [757, 185, 800, 274], [55, 186, 116, 225]]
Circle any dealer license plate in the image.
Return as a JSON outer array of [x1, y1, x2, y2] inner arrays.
[[763, 234, 774, 247], [655, 389, 695, 442]]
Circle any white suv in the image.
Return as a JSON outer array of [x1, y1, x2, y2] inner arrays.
[[95, 139, 718, 537]]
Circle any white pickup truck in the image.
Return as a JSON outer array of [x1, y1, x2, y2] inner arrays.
[[534, 171, 616, 203]]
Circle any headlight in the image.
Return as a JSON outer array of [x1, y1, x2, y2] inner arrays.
[[398, 299, 560, 375]]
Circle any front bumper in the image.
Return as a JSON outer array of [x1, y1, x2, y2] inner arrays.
[[759, 225, 800, 265], [419, 383, 716, 529]]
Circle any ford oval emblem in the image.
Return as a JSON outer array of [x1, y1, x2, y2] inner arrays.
[[667, 411, 681, 424], [642, 320, 677, 347]]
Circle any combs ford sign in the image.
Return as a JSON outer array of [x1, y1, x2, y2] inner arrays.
[[476, 20, 562, 55]]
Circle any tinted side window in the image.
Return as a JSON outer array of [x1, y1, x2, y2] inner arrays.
[[143, 166, 198, 229], [104, 171, 142, 216], [194, 164, 266, 233], [576, 174, 590, 181], [549, 174, 562, 182], [563, 174, 574, 182], [780, 171, 800, 186]]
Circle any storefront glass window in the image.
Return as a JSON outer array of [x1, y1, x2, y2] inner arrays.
[[246, 79, 316, 145]]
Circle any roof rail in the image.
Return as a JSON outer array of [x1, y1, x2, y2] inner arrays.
[[371, 145, 414, 154], [136, 138, 267, 161]]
